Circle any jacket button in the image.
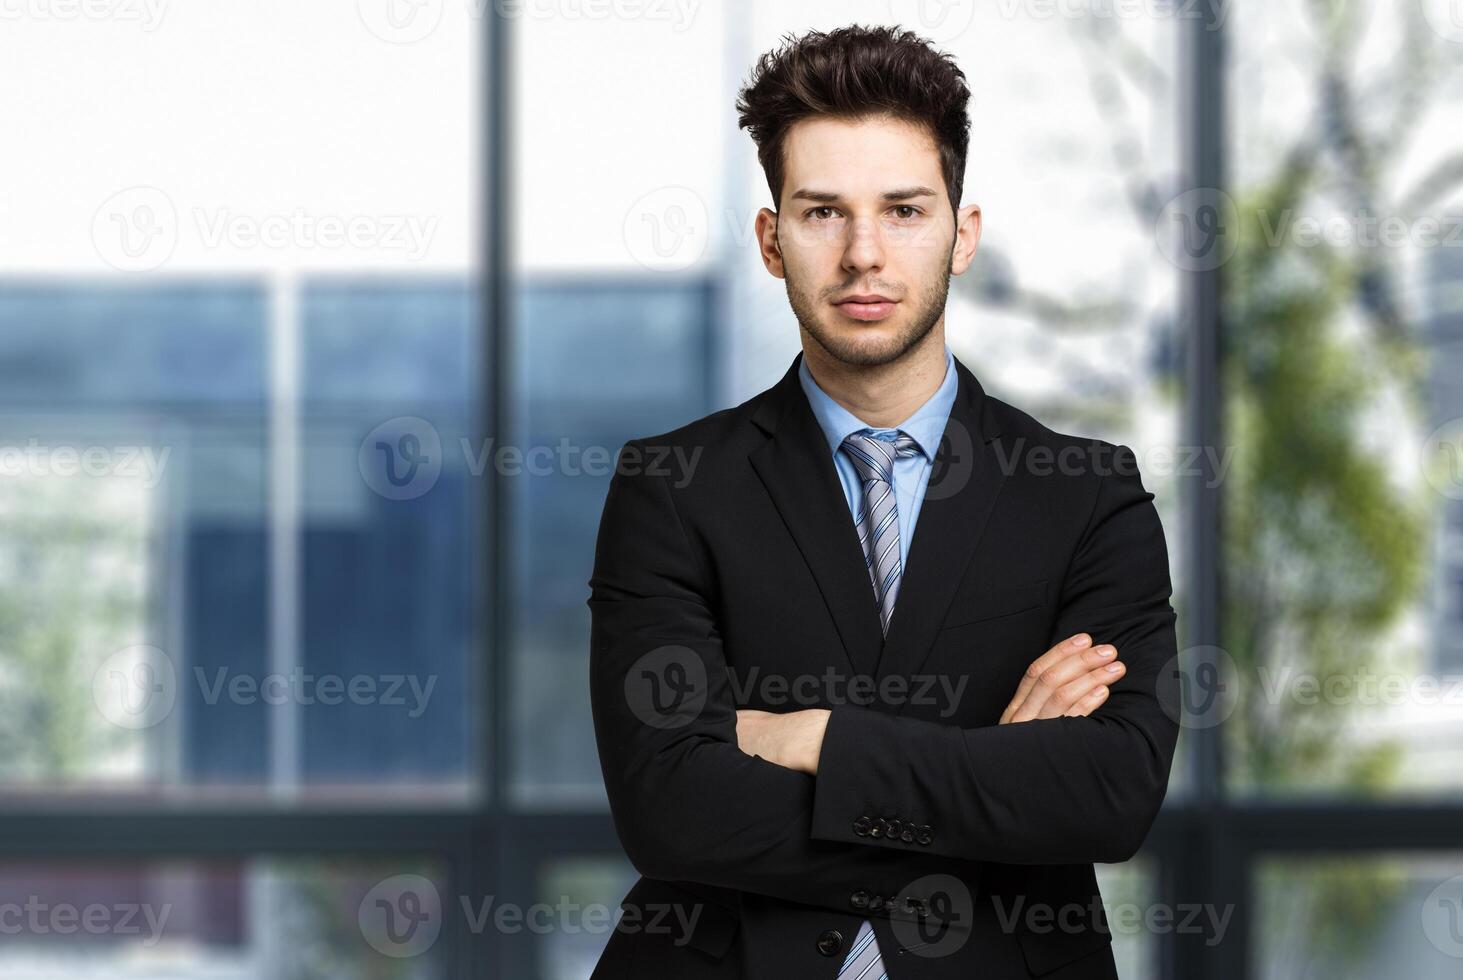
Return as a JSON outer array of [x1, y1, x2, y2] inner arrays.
[[850, 890, 870, 910], [870, 817, 888, 838], [900, 827, 914, 843], [868, 895, 885, 912], [816, 929, 844, 957], [916, 825, 933, 845], [853, 816, 873, 836], [887, 818, 903, 837]]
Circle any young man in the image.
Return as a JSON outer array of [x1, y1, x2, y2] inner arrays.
[[588, 24, 1178, 980]]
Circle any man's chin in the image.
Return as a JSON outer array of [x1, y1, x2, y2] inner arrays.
[[813, 323, 914, 367]]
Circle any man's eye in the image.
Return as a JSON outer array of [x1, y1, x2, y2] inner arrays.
[[804, 206, 921, 222]]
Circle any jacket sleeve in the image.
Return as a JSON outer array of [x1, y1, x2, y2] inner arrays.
[[588, 439, 954, 915], [809, 444, 1181, 864]]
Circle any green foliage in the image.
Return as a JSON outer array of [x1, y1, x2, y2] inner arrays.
[[0, 475, 150, 780], [1224, 177, 1429, 793], [1219, 1, 1460, 963]]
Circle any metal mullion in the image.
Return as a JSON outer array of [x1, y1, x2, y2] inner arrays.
[[475, 3, 512, 978], [1172, 2, 1228, 977], [1182, 0, 1226, 826], [0, 810, 487, 856], [1217, 802, 1463, 852]]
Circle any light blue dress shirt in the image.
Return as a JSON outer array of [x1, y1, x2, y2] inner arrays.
[[797, 345, 958, 569]]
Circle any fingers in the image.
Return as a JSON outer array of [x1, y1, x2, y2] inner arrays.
[[1001, 634, 1123, 724], [1040, 659, 1126, 719], [1001, 633, 1093, 720], [1012, 648, 1121, 722]]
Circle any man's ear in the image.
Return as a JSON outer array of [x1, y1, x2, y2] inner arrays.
[[755, 207, 784, 278], [951, 203, 982, 274]]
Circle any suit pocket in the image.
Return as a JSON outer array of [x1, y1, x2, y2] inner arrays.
[[941, 579, 1049, 630], [1016, 924, 1112, 976], [1005, 864, 1113, 977]]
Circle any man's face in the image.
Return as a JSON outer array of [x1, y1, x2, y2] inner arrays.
[[758, 113, 978, 368]]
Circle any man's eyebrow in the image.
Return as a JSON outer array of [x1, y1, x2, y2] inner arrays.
[[787, 186, 939, 204]]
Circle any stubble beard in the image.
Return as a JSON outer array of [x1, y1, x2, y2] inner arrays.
[[785, 256, 952, 369]]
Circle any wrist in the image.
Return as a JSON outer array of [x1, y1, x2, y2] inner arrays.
[[801, 708, 832, 774]]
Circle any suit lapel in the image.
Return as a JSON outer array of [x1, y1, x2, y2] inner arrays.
[[748, 353, 884, 679], [875, 357, 1008, 705], [748, 351, 1007, 689]]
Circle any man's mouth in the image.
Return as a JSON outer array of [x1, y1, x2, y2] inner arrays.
[[833, 294, 899, 322]]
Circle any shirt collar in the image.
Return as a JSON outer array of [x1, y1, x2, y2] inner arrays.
[[797, 345, 958, 462]]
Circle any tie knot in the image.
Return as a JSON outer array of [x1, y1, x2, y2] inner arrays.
[[841, 430, 921, 485]]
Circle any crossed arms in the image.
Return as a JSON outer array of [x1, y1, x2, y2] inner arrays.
[[587, 439, 1180, 916]]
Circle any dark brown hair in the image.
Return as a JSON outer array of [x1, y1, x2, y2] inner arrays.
[[735, 24, 971, 217]]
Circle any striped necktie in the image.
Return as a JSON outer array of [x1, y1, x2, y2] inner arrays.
[[836, 918, 886, 980], [836, 429, 920, 980], [841, 430, 922, 635]]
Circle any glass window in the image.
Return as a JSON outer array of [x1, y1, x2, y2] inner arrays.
[[537, 856, 638, 980], [1258, 854, 1463, 978], [1226, 0, 1463, 797], [1098, 860, 1162, 980], [0, 3, 482, 800], [508, 279, 715, 804]]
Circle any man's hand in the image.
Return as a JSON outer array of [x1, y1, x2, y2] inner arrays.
[[999, 632, 1123, 724], [735, 708, 831, 774]]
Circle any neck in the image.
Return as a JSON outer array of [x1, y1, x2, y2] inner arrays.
[[801, 322, 948, 429]]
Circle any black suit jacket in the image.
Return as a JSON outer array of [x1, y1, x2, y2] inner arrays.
[[587, 351, 1179, 979]]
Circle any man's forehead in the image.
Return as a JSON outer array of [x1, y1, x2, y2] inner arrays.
[[780, 116, 942, 192]]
